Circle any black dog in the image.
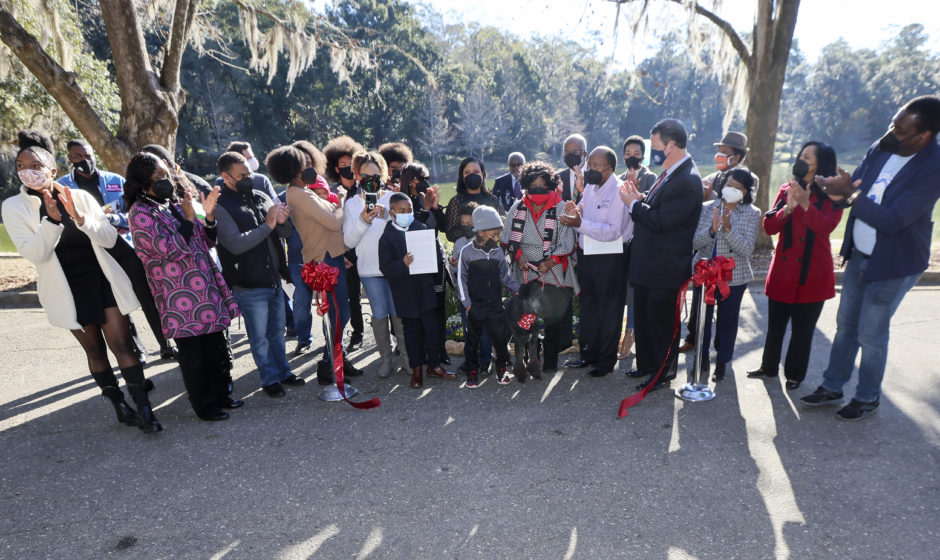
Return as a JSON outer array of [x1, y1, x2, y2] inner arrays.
[[504, 281, 545, 383]]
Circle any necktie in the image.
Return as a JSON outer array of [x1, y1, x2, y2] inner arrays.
[[646, 172, 667, 200], [513, 179, 522, 199]]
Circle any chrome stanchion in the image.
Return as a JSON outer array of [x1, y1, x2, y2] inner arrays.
[[676, 263, 716, 402], [317, 301, 358, 402]]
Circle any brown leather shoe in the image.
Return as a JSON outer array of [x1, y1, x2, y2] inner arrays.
[[410, 367, 423, 389], [678, 340, 695, 353], [426, 366, 456, 380]]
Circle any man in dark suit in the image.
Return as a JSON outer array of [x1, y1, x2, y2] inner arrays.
[[558, 134, 588, 202], [802, 95, 940, 421], [492, 152, 525, 211], [620, 118, 703, 391]]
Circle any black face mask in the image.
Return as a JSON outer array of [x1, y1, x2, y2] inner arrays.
[[360, 175, 382, 193], [464, 173, 483, 191], [878, 130, 902, 154], [460, 225, 474, 239], [625, 156, 642, 170], [564, 153, 583, 169], [235, 176, 254, 195], [791, 159, 810, 187], [301, 167, 318, 185], [481, 237, 499, 250], [151, 179, 175, 202], [338, 166, 355, 180], [584, 169, 604, 185], [415, 179, 430, 194], [73, 158, 96, 176]]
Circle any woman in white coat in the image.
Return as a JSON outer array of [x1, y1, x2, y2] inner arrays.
[[1, 131, 161, 433]]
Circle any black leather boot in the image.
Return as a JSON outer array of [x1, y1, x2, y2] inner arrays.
[[124, 364, 162, 434], [101, 386, 138, 426], [127, 383, 162, 434], [316, 360, 334, 386]]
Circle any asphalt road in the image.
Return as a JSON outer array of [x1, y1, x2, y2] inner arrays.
[[0, 285, 938, 559]]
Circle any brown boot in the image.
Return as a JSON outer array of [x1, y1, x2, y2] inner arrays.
[[427, 365, 456, 380], [410, 367, 423, 388]]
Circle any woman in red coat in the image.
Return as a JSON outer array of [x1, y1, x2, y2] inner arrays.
[[747, 141, 842, 390]]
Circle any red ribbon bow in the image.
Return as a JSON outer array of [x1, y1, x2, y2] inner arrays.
[[693, 256, 736, 306], [302, 261, 381, 410]]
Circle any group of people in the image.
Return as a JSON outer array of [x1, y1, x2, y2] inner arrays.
[[4, 95, 939, 433]]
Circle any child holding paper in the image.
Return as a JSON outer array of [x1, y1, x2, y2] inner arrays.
[[457, 205, 520, 389], [379, 193, 456, 388]]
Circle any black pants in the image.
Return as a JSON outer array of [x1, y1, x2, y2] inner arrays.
[[633, 284, 681, 378], [174, 331, 231, 417], [402, 309, 443, 369], [117, 252, 169, 350], [576, 250, 628, 372], [541, 285, 574, 370], [760, 298, 825, 382], [346, 261, 364, 337], [464, 305, 511, 373]]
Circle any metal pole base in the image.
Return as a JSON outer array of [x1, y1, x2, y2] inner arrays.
[[675, 383, 716, 402], [317, 383, 359, 402]]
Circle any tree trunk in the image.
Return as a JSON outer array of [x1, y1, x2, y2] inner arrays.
[[745, 0, 800, 249], [1, 2, 193, 171]]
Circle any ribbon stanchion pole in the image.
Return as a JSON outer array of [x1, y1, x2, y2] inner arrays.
[[676, 260, 715, 402], [303, 261, 380, 410]]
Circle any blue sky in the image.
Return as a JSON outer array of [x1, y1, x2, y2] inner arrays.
[[400, 0, 940, 64]]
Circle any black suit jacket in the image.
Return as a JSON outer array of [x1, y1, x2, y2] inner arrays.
[[378, 220, 440, 318], [629, 157, 703, 290], [492, 173, 517, 211]]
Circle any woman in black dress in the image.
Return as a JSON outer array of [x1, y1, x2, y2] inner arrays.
[[1, 131, 161, 433]]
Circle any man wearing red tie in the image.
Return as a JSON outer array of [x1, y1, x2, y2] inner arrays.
[[620, 119, 703, 392]]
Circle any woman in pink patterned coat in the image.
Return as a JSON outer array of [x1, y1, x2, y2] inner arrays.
[[125, 152, 242, 422]]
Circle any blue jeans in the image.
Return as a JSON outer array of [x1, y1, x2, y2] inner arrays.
[[232, 285, 293, 387], [821, 255, 921, 402], [360, 276, 397, 319], [289, 262, 313, 346]]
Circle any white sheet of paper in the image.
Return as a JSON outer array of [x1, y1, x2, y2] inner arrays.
[[582, 234, 623, 255], [405, 230, 439, 274]]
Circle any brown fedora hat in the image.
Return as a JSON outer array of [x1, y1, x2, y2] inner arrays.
[[714, 131, 748, 152]]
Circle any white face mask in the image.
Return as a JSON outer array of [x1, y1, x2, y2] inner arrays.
[[18, 168, 49, 190], [721, 187, 744, 204], [247, 157, 260, 172]]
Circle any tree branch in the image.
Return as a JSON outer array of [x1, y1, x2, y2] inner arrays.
[[160, 0, 197, 92], [674, 0, 752, 68], [99, 0, 158, 105], [0, 8, 129, 164]]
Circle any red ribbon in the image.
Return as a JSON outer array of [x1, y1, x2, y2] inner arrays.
[[302, 261, 381, 410], [618, 276, 690, 418], [617, 256, 737, 418], [692, 256, 736, 305]]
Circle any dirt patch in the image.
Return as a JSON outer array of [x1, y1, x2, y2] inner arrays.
[[0, 256, 37, 292]]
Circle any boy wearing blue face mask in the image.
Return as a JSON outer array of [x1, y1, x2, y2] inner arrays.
[[379, 193, 455, 389]]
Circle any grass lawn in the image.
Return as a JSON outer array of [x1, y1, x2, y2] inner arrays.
[[0, 225, 15, 252]]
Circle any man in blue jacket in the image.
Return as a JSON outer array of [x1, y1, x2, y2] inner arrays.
[[802, 95, 940, 420]]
